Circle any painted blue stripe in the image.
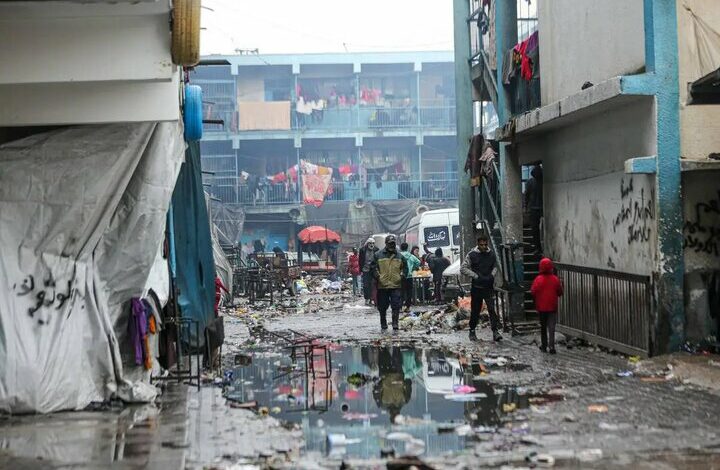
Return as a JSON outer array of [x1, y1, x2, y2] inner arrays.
[[625, 156, 657, 174]]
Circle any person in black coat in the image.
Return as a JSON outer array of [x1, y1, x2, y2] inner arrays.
[[428, 248, 451, 304], [460, 233, 502, 342]]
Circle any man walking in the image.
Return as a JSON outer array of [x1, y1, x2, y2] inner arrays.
[[428, 248, 450, 304], [399, 242, 420, 311], [371, 235, 405, 333], [359, 238, 378, 305], [460, 233, 502, 342]]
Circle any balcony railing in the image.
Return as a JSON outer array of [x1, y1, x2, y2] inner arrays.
[[204, 174, 459, 206], [292, 101, 456, 131], [201, 100, 456, 133]]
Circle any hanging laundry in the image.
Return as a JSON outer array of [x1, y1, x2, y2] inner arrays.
[[271, 172, 287, 184], [479, 142, 497, 180], [464, 134, 485, 187], [129, 298, 149, 367]]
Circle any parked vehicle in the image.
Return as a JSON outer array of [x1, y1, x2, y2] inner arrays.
[[402, 208, 460, 263]]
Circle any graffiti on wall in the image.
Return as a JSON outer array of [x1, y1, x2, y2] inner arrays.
[[612, 177, 655, 245], [12, 271, 78, 325], [684, 190, 720, 257]]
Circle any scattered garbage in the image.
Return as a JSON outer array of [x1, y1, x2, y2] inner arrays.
[[327, 434, 362, 446], [526, 451, 556, 468], [229, 400, 258, 409], [587, 404, 608, 413], [502, 403, 517, 413], [386, 456, 436, 470], [576, 448, 603, 462], [443, 393, 488, 402], [452, 384, 476, 394], [484, 356, 509, 367], [616, 370, 633, 377]]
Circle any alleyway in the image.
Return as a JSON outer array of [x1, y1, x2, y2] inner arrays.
[[2, 286, 720, 469], [192, 289, 720, 469]]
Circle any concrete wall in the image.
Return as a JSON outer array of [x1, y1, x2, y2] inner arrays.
[[0, 2, 180, 125], [677, 0, 720, 161], [683, 170, 720, 341], [538, 0, 645, 104], [523, 99, 658, 275]]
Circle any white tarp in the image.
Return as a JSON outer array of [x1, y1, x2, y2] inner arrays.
[[682, 1, 720, 79], [0, 122, 184, 413], [212, 225, 233, 294]]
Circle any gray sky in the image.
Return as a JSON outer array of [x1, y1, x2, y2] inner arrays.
[[200, 0, 454, 56]]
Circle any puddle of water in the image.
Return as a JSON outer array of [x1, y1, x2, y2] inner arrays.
[[225, 341, 540, 459]]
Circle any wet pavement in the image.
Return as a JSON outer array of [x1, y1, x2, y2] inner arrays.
[[0, 383, 187, 469], [3, 291, 720, 469]]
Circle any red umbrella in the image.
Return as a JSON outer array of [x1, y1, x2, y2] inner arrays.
[[297, 226, 341, 244]]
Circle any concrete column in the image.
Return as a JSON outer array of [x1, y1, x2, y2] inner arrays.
[[494, 0, 524, 320], [495, 0, 521, 244], [644, 0, 685, 353], [453, 0, 475, 257]]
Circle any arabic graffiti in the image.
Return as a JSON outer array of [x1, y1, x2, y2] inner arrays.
[[12, 271, 77, 325], [684, 191, 720, 257], [612, 177, 655, 245]]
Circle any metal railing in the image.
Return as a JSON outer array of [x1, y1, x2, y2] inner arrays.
[[554, 263, 653, 357], [291, 100, 456, 131], [204, 176, 459, 205]]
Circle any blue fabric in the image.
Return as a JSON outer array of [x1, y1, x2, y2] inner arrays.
[[171, 141, 216, 347]]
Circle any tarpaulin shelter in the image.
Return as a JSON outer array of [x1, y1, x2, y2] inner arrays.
[[169, 142, 216, 347], [0, 122, 185, 413]]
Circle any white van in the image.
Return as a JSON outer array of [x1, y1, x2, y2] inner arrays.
[[403, 208, 460, 263]]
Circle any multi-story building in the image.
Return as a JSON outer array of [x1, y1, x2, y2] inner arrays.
[[191, 51, 457, 251], [456, 0, 720, 355]]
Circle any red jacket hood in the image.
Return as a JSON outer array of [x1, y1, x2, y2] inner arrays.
[[539, 257, 554, 274]]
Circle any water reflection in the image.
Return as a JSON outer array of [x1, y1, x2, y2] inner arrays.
[[226, 340, 542, 459]]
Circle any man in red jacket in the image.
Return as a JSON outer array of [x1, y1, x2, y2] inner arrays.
[[530, 258, 563, 354]]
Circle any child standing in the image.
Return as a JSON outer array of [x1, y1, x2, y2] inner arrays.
[[347, 248, 361, 297], [530, 258, 563, 354]]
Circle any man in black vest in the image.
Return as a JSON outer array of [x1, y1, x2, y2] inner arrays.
[[460, 233, 502, 342]]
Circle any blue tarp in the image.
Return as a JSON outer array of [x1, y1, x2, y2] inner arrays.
[[170, 141, 215, 346]]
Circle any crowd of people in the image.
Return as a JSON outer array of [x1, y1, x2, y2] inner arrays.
[[348, 232, 564, 352], [347, 235, 452, 332]]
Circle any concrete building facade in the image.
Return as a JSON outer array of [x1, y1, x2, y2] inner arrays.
[[457, 0, 720, 354], [192, 52, 458, 251]]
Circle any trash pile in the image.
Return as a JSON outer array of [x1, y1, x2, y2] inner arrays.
[[396, 297, 489, 333]]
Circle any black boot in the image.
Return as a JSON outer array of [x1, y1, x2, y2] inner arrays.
[[493, 330, 503, 342], [469, 330, 478, 341]]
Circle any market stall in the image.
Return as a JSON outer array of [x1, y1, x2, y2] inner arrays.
[[297, 226, 341, 274]]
